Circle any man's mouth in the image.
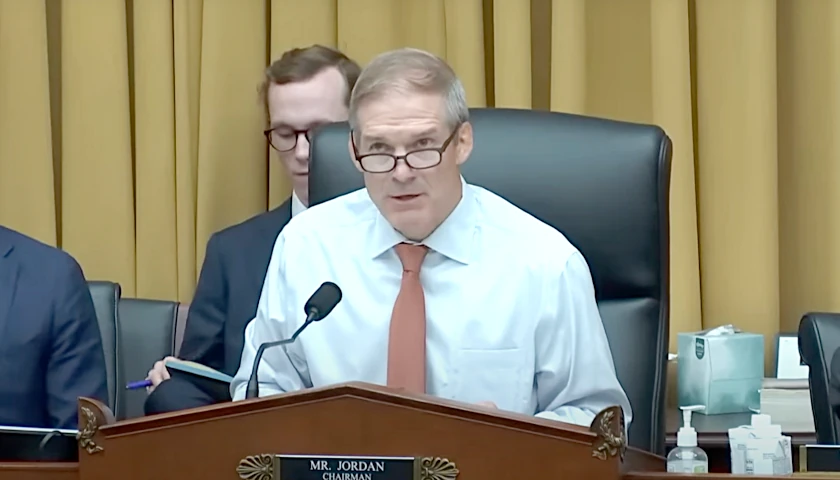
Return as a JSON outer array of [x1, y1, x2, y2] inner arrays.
[[391, 194, 421, 202]]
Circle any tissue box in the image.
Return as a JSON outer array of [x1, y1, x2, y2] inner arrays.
[[677, 331, 764, 415]]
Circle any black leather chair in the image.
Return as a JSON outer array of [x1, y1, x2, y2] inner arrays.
[[308, 108, 672, 454], [87, 281, 121, 414], [799, 312, 840, 443], [83, 281, 186, 420], [117, 298, 182, 419]]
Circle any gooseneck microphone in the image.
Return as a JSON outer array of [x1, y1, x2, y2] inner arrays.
[[245, 281, 342, 399]]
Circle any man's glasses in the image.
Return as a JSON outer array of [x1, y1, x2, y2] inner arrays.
[[350, 126, 460, 174], [264, 127, 311, 152]]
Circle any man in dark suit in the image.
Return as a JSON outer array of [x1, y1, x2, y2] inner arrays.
[[144, 45, 361, 414], [0, 225, 108, 429]]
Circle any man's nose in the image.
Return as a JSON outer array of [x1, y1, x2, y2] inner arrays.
[[294, 134, 309, 163], [391, 158, 415, 183]]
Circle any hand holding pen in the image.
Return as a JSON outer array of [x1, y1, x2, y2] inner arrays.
[[126, 380, 153, 390], [126, 356, 175, 391]]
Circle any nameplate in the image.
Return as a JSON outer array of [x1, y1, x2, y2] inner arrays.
[[800, 445, 840, 473], [236, 454, 459, 480]]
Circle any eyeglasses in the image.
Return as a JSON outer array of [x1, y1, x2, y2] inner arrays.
[[350, 126, 461, 173], [264, 127, 312, 152]]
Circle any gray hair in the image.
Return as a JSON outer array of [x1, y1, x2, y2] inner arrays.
[[348, 48, 469, 134]]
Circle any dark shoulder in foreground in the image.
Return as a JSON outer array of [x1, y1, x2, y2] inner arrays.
[[0, 225, 81, 270]]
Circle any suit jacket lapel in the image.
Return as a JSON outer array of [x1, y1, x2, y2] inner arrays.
[[284, 199, 293, 223], [0, 236, 18, 339], [265, 200, 292, 235], [252, 200, 292, 294]]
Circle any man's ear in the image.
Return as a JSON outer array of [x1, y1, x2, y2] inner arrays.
[[348, 132, 363, 173], [455, 122, 474, 166]]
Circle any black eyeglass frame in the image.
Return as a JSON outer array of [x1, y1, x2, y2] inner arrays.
[[264, 127, 312, 153], [350, 125, 462, 173]]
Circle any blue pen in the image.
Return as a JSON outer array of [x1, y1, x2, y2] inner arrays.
[[126, 380, 153, 390]]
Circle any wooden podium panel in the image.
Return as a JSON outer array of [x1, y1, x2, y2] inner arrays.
[[74, 382, 650, 480], [0, 463, 76, 480], [2, 466, 835, 480], [2, 382, 831, 479]]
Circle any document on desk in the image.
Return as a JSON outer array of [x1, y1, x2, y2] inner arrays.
[[760, 379, 814, 432]]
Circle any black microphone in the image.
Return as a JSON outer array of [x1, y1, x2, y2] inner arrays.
[[245, 281, 342, 399]]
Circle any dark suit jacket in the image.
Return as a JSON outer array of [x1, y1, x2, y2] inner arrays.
[[0, 226, 108, 429], [177, 201, 293, 377]]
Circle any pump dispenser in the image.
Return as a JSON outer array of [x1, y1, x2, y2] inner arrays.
[[677, 408, 698, 448], [667, 406, 709, 473]]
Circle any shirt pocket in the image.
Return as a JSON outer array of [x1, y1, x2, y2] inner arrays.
[[452, 348, 524, 412]]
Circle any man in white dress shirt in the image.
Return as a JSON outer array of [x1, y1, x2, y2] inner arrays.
[[230, 47, 632, 429]]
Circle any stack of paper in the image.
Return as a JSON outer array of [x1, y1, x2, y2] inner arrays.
[[760, 378, 814, 432]]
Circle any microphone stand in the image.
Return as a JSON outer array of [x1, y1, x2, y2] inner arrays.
[[244, 313, 318, 399]]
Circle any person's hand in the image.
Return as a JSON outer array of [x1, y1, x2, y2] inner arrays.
[[146, 356, 176, 393], [475, 401, 498, 409]]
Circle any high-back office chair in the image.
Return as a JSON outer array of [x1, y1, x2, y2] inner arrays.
[[87, 281, 121, 414], [117, 298, 184, 419], [308, 108, 672, 454], [82, 282, 187, 420], [799, 312, 840, 443]]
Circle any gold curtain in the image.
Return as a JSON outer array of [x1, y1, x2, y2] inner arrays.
[[1, 0, 837, 362]]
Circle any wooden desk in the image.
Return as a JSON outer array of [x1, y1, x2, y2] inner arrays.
[[1, 463, 836, 480], [665, 407, 816, 472], [0, 462, 76, 480], [0, 402, 819, 479]]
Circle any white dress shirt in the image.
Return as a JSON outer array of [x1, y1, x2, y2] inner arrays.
[[291, 191, 306, 217], [231, 179, 632, 429]]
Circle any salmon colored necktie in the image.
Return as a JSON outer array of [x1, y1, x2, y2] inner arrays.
[[386, 242, 429, 393]]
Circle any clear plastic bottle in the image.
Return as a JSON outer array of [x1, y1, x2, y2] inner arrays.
[[667, 406, 709, 473]]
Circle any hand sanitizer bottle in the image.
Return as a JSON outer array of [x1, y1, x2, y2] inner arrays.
[[667, 406, 709, 473]]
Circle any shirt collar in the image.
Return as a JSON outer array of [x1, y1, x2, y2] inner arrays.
[[291, 191, 307, 218], [367, 176, 477, 265]]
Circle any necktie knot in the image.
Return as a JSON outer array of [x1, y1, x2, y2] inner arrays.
[[395, 243, 427, 273]]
